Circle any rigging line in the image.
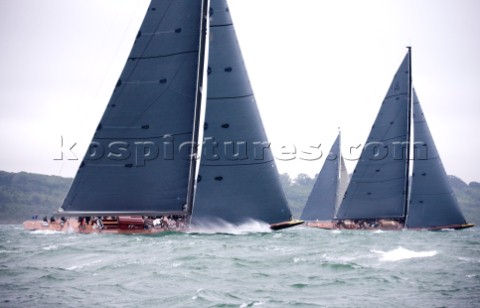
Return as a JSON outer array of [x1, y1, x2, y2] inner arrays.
[[78, 1, 150, 146], [88, 1, 149, 115]]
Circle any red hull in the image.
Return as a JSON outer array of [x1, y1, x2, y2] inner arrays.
[[304, 220, 475, 231], [23, 218, 306, 234], [22, 218, 183, 234]]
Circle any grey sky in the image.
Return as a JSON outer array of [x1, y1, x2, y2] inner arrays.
[[0, 0, 479, 183]]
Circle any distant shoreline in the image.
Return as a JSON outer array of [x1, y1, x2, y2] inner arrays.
[[1, 170, 478, 225]]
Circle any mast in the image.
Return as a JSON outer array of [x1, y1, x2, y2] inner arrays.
[[403, 46, 413, 221], [336, 128, 342, 204], [186, 0, 210, 223], [335, 129, 347, 216]]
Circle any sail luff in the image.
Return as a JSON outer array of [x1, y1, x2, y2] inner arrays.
[[334, 131, 345, 216], [186, 0, 210, 222], [403, 47, 413, 220]]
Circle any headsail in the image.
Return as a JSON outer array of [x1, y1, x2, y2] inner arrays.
[[336, 50, 412, 220], [59, 0, 208, 217], [192, 0, 291, 224], [300, 133, 342, 221], [405, 89, 467, 228]]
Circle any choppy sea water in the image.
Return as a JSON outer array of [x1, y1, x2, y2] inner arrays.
[[1, 223, 479, 307]]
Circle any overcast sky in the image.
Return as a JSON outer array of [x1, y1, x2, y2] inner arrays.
[[1, 0, 479, 183]]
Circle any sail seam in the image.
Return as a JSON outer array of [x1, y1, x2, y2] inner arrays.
[[207, 93, 254, 100], [210, 23, 233, 28], [411, 191, 455, 196], [366, 134, 408, 142], [384, 93, 408, 100], [129, 50, 199, 60], [201, 159, 275, 167], [93, 132, 192, 139], [353, 175, 406, 183]]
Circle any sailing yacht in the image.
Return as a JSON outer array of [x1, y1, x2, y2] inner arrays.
[[333, 48, 473, 231], [23, 0, 300, 234], [300, 132, 349, 228]]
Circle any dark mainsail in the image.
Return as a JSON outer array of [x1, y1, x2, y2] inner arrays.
[[192, 0, 292, 224], [301, 133, 342, 221], [60, 0, 209, 217], [336, 50, 412, 220], [405, 89, 467, 228]]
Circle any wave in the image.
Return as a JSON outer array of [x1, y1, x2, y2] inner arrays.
[[188, 219, 271, 235], [42, 245, 59, 251], [29, 230, 62, 235], [65, 259, 103, 271], [372, 246, 437, 262]]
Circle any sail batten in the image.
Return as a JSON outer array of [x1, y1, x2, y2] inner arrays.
[[207, 93, 254, 100]]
